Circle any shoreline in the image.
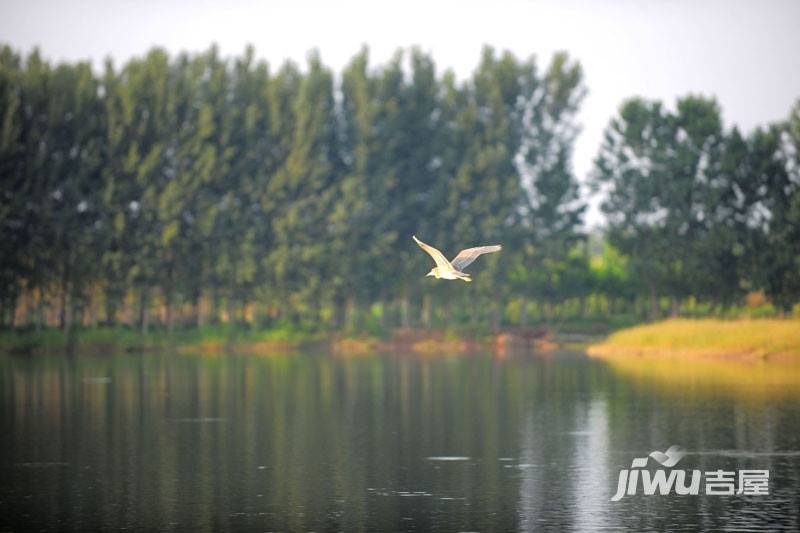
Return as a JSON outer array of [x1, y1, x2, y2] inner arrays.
[[587, 318, 800, 363], [0, 326, 558, 357], [6, 318, 797, 362], [586, 345, 799, 363]]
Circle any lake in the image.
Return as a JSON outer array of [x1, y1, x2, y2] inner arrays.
[[1, 349, 799, 531]]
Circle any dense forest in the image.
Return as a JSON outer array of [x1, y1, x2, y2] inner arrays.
[[1, 43, 798, 335]]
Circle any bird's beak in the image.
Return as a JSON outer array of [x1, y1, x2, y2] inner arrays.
[[426, 272, 433, 277]]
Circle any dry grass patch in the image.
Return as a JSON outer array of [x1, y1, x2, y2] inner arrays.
[[588, 318, 800, 361]]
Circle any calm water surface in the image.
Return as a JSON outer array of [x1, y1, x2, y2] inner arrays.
[[1, 349, 799, 531]]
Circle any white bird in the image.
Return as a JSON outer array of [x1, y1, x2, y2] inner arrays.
[[413, 235, 502, 283]]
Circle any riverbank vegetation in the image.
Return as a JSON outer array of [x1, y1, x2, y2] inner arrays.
[[0, 323, 328, 355], [1, 43, 798, 346], [588, 318, 800, 361]]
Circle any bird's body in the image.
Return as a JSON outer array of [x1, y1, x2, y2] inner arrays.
[[428, 266, 472, 282], [412, 235, 501, 282]]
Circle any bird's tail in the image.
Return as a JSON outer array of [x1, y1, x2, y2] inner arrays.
[[457, 272, 472, 283]]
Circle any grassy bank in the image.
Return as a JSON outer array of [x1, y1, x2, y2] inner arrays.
[[0, 321, 564, 356], [0, 324, 497, 355], [0, 324, 327, 355], [587, 318, 800, 361], [7, 318, 796, 360]]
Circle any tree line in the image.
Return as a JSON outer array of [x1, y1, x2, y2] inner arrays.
[[0, 43, 798, 334], [594, 95, 800, 316]]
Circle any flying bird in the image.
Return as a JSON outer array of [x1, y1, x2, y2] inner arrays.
[[412, 235, 501, 282]]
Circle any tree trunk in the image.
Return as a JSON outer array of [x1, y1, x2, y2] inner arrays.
[[72, 288, 83, 329], [62, 290, 75, 346], [88, 289, 97, 328], [62, 291, 72, 335], [380, 294, 390, 331], [421, 294, 431, 329], [59, 263, 69, 331], [332, 295, 345, 331], [210, 288, 220, 325], [34, 289, 43, 332], [519, 298, 528, 326], [647, 282, 659, 320], [139, 287, 149, 334], [401, 293, 410, 328], [345, 296, 356, 331], [193, 290, 203, 327], [669, 297, 680, 317], [226, 292, 236, 326], [105, 287, 118, 326], [491, 301, 501, 333], [165, 292, 174, 333], [470, 299, 479, 327], [240, 296, 249, 326], [8, 294, 17, 329]]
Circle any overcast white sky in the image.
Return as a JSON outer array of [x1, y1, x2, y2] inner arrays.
[[3, 0, 800, 225]]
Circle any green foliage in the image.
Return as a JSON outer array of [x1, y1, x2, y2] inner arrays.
[[592, 94, 800, 316], [0, 43, 798, 337]]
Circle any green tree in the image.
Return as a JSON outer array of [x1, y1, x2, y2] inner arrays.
[[0, 46, 27, 325], [593, 95, 727, 316], [746, 104, 800, 311], [267, 52, 339, 324]]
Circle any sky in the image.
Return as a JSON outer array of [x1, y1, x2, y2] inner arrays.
[[3, 0, 800, 226]]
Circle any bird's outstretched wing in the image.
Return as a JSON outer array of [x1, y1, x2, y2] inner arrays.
[[450, 245, 502, 271], [413, 235, 453, 270]]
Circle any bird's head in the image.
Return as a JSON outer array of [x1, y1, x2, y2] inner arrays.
[[426, 268, 437, 278]]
